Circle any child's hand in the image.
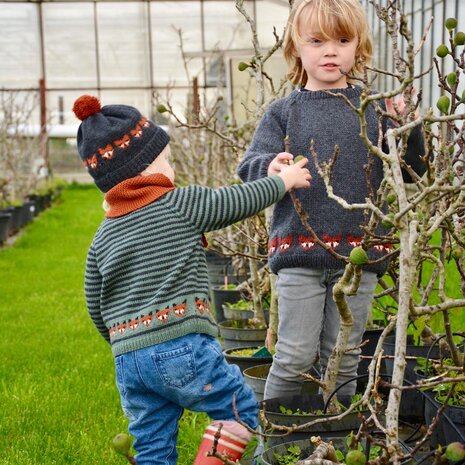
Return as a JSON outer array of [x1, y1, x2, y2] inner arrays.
[[278, 157, 311, 191], [385, 89, 419, 120], [268, 152, 294, 176]]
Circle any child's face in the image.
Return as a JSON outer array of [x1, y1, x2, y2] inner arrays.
[[294, 17, 358, 91], [140, 145, 175, 182]]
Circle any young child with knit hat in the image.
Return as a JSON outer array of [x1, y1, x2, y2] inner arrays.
[[72, 94, 310, 465]]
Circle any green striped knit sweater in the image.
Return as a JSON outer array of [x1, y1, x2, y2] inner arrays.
[[85, 173, 285, 356]]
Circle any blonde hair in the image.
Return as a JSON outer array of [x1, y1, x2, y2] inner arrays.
[[284, 0, 373, 86]]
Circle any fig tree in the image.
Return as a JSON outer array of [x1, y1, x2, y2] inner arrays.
[[294, 155, 305, 163], [238, 62, 249, 71], [156, 104, 168, 113]]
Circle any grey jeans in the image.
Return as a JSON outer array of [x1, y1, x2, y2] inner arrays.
[[264, 267, 378, 399]]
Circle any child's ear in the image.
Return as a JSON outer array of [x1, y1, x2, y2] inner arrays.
[[291, 46, 300, 58]]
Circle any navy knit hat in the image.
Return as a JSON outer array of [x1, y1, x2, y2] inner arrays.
[[72, 95, 170, 192]]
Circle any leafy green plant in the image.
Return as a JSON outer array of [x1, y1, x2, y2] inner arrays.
[[224, 299, 252, 310], [277, 394, 366, 417], [273, 444, 302, 465], [228, 348, 257, 357]]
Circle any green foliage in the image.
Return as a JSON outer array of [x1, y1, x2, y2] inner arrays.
[[273, 444, 302, 465], [224, 299, 252, 310], [0, 185, 209, 464], [228, 348, 257, 357]]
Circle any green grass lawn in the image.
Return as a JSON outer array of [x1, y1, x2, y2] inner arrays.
[[0, 184, 208, 465]]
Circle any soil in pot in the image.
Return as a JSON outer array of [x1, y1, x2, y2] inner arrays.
[[223, 346, 273, 374]]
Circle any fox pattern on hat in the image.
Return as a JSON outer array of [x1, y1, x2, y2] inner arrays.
[[73, 95, 170, 192]]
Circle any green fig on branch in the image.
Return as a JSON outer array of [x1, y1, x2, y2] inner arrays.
[[436, 95, 451, 114], [345, 449, 367, 465], [349, 247, 368, 266], [436, 44, 449, 58], [454, 32, 465, 46], [445, 18, 458, 31], [443, 442, 465, 462]]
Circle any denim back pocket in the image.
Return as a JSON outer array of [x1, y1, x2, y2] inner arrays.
[[152, 344, 196, 388]]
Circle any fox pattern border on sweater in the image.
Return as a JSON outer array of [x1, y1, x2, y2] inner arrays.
[[108, 298, 211, 340], [268, 234, 393, 256]]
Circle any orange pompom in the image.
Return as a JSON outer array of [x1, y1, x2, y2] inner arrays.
[[73, 95, 101, 121]]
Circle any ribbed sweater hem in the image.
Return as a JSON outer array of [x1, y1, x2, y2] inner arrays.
[[269, 252, 388, 276], [110, 318, 219, 357]]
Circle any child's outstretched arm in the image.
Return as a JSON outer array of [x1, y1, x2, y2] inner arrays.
[[170, 159, 310, 234], [384, 93, 426, 181]]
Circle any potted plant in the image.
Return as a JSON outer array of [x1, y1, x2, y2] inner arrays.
[[218, 317, 267, 350], [222, 346, 273, 374], [222, 298, 255, 320], [260, 391, 369, 447]]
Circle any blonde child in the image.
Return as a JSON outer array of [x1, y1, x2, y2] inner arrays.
[[237, 0, 425, 399]]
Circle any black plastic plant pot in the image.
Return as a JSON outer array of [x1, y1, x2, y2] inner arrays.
[[0, 213, 12, 244], [383, 334, 441, 423], [260, 393, 367, 446], [243, 363, 271, 402], [210, 288, 242, 323], [218, 319, 267, 350], [260, 435, 421, 465], [439, 401, 465, 444], [223, 346, 273, 374]]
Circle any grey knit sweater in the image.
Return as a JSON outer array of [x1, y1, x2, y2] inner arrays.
[[85, 174, 286, 356], [237, 86, 425, 275]]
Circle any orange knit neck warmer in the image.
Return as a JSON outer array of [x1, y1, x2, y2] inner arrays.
[[104, 173, 175, 218]]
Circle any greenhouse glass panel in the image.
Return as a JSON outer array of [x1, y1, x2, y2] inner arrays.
[[43, 3, 97, 88], [255, 0, 288, 48], [47, 89, 96, 127], [203, 1, 254, 51], [99, 89, 153, 119], [151, 2, 202, 86], [97, 2, 150, 87], [0, 4, 41, 88]]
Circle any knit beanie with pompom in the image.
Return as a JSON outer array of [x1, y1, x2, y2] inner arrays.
[[72, 95, 170, 192]]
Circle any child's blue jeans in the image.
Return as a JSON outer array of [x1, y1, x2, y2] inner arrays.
[[114, 333, 258, 465], [264, 267, 378, 400]]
